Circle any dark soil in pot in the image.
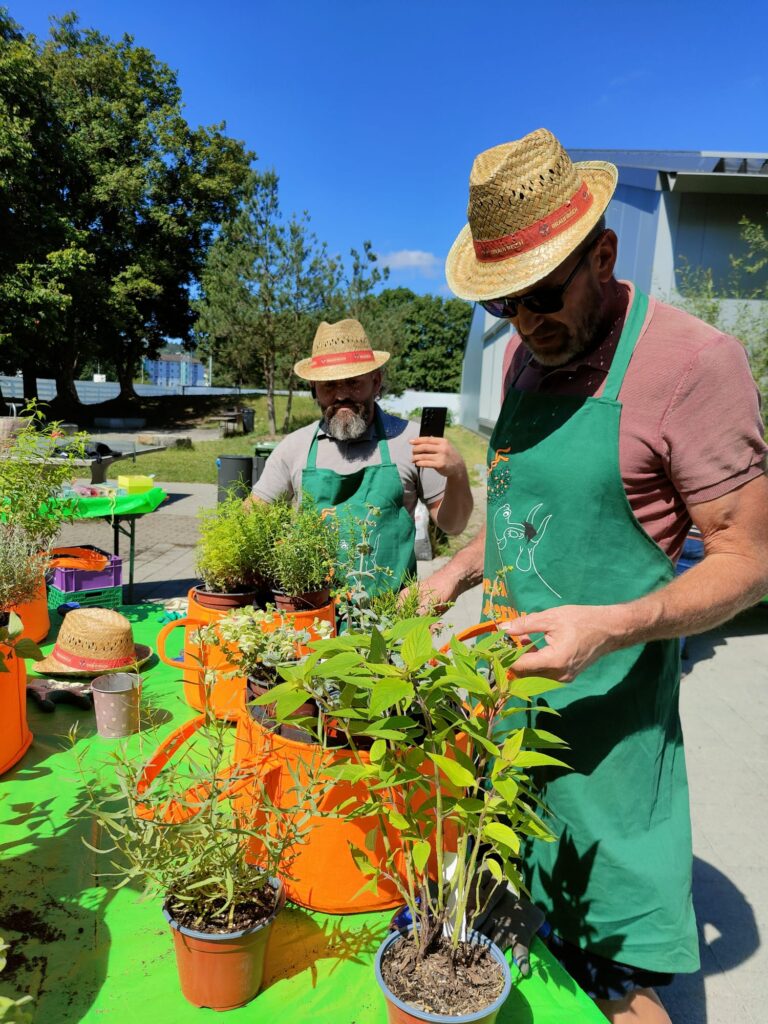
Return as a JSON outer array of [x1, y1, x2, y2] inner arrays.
[[166, 884, 277, 935], [381, 933, 505, 1017]]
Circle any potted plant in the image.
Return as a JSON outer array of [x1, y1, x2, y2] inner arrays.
[[195, 606, 333, 742], [262, 619, 568, 1022], [0, 524, 46, 775], [270, 501, 338, 612], [70, 666, 331, 1012], [0, 402, 89, 642]]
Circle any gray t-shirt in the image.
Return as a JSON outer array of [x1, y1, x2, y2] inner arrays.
[[251, 406, 445, 516]]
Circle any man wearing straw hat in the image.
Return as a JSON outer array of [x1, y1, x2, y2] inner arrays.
[[251, 318, 473, 593], [422, 129, 768, 1022]]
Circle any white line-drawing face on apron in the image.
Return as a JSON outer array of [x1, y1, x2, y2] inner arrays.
[[493, 502, 562, 599]]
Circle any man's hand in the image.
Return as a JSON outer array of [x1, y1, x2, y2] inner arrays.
[[499, 605, 621, 682], [410, 436, 466, 478]]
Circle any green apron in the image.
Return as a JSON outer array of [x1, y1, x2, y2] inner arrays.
[[302, 408, 416, 596], [483, 290, 699, 973]]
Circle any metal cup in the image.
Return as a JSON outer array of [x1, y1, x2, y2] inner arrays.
[[91, 673, 141, 738]]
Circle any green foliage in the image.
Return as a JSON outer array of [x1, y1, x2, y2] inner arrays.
[[196, 496, 288, 593], [0, 402, 89, 546], [0, 12, 253, 402], [194, 605, 332, 680], [264, 619, 567, 961], [271, 501, 338, 597], [359, 288, 472, 395], [0, 606, 43, 672], [69, 674, 331, 931], [0, 528, 48, 619]]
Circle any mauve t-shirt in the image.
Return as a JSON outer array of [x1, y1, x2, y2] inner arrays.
[[501, 282, 767, 562]]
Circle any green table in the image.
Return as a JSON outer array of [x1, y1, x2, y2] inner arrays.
[[68, 487, 167, 602], [0, 606, 604, 1023]]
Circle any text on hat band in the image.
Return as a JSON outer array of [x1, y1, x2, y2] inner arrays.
[[473, 181, 594, 263], [310, 349, 376, 369], [51, 645, 137, 671]]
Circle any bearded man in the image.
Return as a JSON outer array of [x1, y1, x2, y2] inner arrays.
[[421, 129, 768, 1023], [250, 318, 473, 594]]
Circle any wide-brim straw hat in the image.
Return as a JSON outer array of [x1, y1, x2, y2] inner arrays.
[[293, 319, 390, 382], [445, 128, 618, 301], [33, 607, 153, 677]]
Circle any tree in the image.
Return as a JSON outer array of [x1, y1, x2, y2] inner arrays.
[[0, 13, 253, 409]]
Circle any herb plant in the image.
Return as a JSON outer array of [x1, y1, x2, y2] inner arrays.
[[271, 501, 337, 598], [0, 523, 49, 614]]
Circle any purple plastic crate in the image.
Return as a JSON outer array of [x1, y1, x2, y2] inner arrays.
[[49, 545, 123, 592]]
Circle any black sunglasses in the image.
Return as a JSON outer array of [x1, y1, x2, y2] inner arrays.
[[480, 238, 599, 319]]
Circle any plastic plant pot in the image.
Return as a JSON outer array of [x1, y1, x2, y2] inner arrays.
[[91, 672, 141, 738], [163, 878, 284, 1011], [374, 929, 512, 1024]]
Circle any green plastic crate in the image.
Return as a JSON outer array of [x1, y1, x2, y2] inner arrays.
[[47, 583, 123, 611]]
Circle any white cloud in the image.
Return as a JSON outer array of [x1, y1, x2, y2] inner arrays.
[[378, 249, 441, 278]]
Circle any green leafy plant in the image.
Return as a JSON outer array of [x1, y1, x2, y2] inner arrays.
[[0, 402, 89, 547], [194, 605, 333, 681], [69, 659, 331, 933], [0, 524, 49, 614], [196, 496, 284, 594], [259, 620, 568, 969], [270, 501, 338, 598]]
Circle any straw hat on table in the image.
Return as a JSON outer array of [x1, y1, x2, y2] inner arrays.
[[445, 128, 618, 301], [33, 607, 152, 677], [293, 319, 390, 382]]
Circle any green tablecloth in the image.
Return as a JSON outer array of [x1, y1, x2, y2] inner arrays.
[[69, 486, 167, 519], [0, 606, 604, 1023]]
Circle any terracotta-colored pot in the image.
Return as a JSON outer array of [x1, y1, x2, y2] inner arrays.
[[273, 587, 331, 613], [163, 878, 284, 1011], [374, 930, 512, 1024], [12, 574, 50, 644], [0, 638, 32, 775], [191, 586, 257, 612]]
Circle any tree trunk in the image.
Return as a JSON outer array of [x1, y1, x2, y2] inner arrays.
[[282, 381, 294, 432], [116, 360, 138, 400], [265, 365, 276, 434]]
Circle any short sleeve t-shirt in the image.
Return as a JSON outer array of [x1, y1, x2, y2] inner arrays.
[[501, 283, 767, 562], [251, 406, 446, 517]]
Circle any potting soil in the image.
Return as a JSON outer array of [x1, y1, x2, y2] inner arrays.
[[0, 603, 606, 1023]]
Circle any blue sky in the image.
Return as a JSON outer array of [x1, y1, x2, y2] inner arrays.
[[17, 0, 768, 296]]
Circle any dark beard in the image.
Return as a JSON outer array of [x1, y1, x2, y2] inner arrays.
[[519, 276, 606, 368], [323, 399, 372, 440]]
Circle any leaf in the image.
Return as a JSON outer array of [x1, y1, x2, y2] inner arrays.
[[369, 679, 414, 717], [427, 752, 476, 789], [485, 857, 503, 882], [522, 727, 569, 749], [400, 622, 436, 671], [312, 652, 368, 678], [369, 739, 386, 763], [501, 731, 524, 763], [482, 821, 521, 853], [411, 839, 431, 874], [514, 751, 570, 769], [12, 638, 44, 660], [386, 809, 409, 831], [493, 778, 519, 804], [368, 626, 387, 664], [348, 843, 376, 877], [509, 676, 566, 699]]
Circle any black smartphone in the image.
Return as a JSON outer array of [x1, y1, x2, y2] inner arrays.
[[419, 406, 447, 438]]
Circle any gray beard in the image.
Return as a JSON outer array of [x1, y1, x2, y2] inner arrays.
[[521, 278, 605, 368], [323, 408, 369, 441]]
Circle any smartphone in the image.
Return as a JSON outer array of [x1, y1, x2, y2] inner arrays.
[[419, 406, 447, 438]]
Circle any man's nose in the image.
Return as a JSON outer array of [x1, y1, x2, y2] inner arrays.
[[513, 305, 546, 334]]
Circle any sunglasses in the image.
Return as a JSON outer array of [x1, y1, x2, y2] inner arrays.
[[480, 237, 599, 319]]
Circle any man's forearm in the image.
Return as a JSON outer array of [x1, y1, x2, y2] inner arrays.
[[422, 526, 486, 605], [435, 468, 474, 536], [606, 549, 768, 652]]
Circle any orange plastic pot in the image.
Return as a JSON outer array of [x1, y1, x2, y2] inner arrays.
[[0, 641, 32, 775], [12, 575, 50, 644], [163, 879, 284, 1010]]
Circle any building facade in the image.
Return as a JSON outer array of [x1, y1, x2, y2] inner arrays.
[[460, 149, 768, 434], [143, 352, 206, 388]]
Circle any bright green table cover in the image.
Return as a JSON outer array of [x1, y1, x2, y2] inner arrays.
[[68, 486, 167, 519], [0, 606, 604, 1023]]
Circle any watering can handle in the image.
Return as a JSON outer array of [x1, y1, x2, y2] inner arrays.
[[155, 617, 204, 670], [439, 616, 524, 654], [135, 714, 266, 823]]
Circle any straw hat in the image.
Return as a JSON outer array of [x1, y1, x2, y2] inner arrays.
[[33, 607, 153, 677], [445, 128, 618, 301], [293, 319, 390, 382]]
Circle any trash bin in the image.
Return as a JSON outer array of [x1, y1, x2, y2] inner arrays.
[[241, 407, 255, 434], [252, 441, 279, 487], [216, 455, 254, 503]]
